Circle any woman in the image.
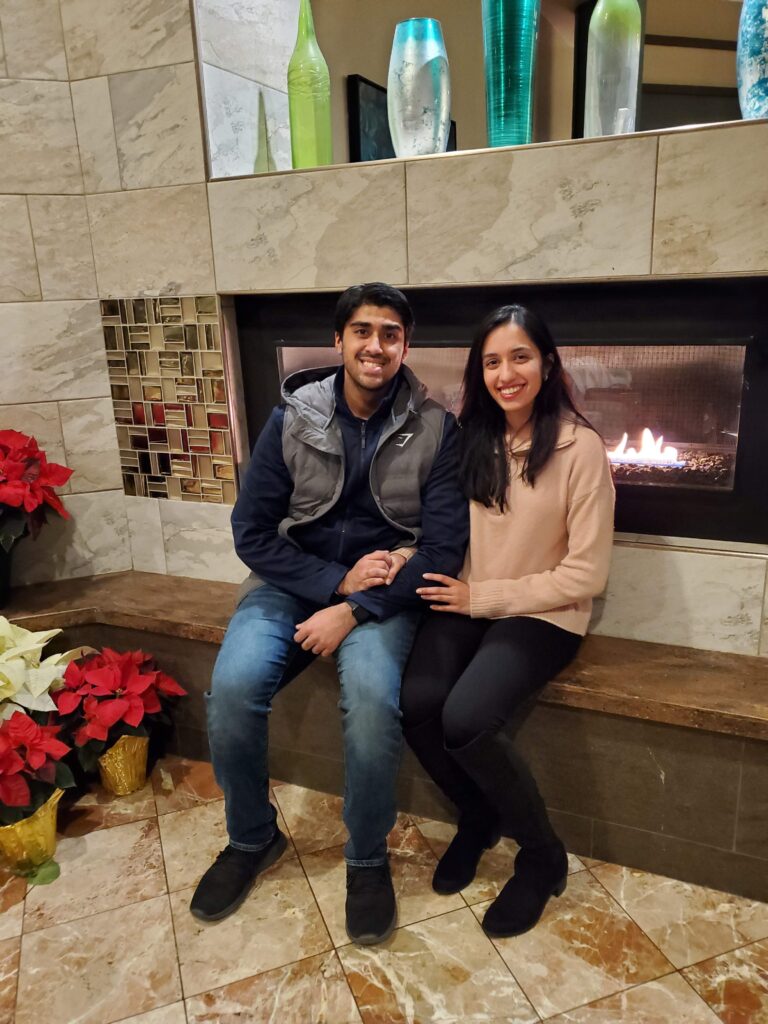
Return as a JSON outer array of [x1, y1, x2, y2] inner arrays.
[[401, 304, 615, 938]]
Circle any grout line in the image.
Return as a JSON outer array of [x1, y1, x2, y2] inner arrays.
[[732, 740, 745, 853], [586, 869, 677, 970], [649, 134, 661, 274], [22, 195, 44, 301]]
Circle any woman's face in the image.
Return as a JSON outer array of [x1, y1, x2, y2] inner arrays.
[[481, 321, 547, 428]]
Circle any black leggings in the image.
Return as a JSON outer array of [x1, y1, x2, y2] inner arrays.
[[401, 613, 581, 849]]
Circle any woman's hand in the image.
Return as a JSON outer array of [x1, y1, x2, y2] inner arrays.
[[416, 573, 471, 615]]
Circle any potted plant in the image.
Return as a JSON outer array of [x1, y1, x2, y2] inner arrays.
[[0, 617, 87, 721], [0, 710, 74, 883], [53, 648, 187, 795], [0, 430, 73, 606]]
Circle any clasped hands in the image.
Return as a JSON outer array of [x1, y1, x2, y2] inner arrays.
[[293, 550, 407, 657]]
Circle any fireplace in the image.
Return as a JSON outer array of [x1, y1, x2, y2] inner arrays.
[[232, 277, 768, 544]]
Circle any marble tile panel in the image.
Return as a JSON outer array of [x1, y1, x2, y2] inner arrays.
[[338, 906, 537, 1024], [592, 545, 766, 655], [196, 0, 299, 91], [0, 870, 25, 942], [0, 80, 82, 194], [0, 0, 67, 79], [152, 754, 221, 815], [0, 936, 20, 1023], [592, 863, 768, 969], [407, 136, 657, 285], [158, 797, 292, 893], [202, 62, 291, 179], [125, 496, 168, 574], [272, 781, 348, 855], [170, 857, 332, 997], [301, 821, 465, 948], [70, 76, 121, 193], [15, 895, 181, 1024], [0, 19, 6, 76], [59, 0, 194, 79], [110, 62, 206, 189], [548, 972, 720, 1023], [185, 950, 361, 1024], [476, 869, 673, 1019], [0, 196, 40, 302], [159, 498, 246, 583], [120, 1005, 187, 1024], [12, 488, 131, 585], [23, 818, 166, 932], [57, 781, 156, 838], [0, 300, 108, 405], [59, 397, 122, 493], [26, 196, 97, 300], [416, 817, 585, 906], [654, 122, 768, 276], [209, 163, 407, 291], [87, 185, 215, 297], [682, 939, 768, 1024]]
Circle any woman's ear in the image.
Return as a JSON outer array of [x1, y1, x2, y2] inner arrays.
[[543, 355, 555, 382]]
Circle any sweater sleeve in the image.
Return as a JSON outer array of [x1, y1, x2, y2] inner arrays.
[[469, 441, 615, 620]]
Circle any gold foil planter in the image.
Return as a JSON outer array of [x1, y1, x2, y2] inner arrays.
[[98, 735, 149, 795], [0, 788, 63, 876]]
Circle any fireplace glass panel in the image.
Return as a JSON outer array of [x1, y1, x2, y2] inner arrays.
[[277, 343, 745, 491]]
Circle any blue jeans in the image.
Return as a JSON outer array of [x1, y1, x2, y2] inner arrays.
[[207, 583, 420, 866]]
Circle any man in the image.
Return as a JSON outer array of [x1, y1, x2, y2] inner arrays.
[[190, 282, 468, 944]]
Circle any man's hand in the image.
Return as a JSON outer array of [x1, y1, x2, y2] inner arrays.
[[416, 573, 471, 615], [338, 550, 402, 595], [294, 604, 357, 657]]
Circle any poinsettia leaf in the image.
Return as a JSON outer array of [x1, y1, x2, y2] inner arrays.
[[28, 859, 60, 886], [77, 742, 104, 774], [33, 761, 55, 784], [54, 690, 82, 716], [53, 760, 75, 790]]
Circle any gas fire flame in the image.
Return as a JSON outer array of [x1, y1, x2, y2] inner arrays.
[[607, 429, 685, 467]]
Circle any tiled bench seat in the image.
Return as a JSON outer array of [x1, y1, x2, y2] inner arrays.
[[8, 571, 768, 901]]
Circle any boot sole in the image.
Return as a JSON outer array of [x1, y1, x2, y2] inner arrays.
[[481, 875, 567, 939], [345, 910, 397, 946], [190, 832, 288, 923]]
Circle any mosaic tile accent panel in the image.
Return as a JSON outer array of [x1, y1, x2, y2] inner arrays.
[[100, 295, 236, 504]]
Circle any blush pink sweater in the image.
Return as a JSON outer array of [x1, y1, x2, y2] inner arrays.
[[461, 420, 615, 636]]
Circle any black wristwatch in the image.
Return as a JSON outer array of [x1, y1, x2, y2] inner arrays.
[[345, 600, 371, 625]]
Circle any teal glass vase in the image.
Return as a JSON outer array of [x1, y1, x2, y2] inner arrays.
[[583, 0, 641, 137], [287, 0, 333, 168], [482, 0, 541, 147], [737, 0, 768, 119]]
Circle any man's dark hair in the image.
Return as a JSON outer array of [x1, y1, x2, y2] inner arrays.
[[334, 283, 415, 337]]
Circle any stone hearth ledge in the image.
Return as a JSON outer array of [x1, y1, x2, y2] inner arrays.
[[6, 572, 767, 742]]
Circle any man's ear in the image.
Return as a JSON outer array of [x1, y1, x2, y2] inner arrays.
[[334, 333, 342, 352]]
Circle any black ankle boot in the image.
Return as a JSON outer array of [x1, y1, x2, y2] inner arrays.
[[432, 819, 501, 895], [482, 842, 568, 938]]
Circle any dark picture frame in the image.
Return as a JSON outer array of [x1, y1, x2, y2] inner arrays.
[[346, 74, 456, 163]]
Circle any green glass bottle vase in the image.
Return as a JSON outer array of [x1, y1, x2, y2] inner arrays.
[[287, 0, 332, 168]]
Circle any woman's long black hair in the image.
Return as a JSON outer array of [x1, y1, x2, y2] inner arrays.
[[459, 304, 594, 510]]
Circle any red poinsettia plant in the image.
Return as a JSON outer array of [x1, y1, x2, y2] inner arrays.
[[0, 430, 73, 553], [52, 648, 187, 772], [0, 710, 74, 825]]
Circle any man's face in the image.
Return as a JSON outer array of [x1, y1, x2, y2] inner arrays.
[[334, 304, 409, 396]]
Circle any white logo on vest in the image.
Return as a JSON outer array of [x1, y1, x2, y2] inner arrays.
[[393, 433, 414, 448]]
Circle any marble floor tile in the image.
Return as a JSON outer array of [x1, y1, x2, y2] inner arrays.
[[682, 938, 768, 1024], [120, 1004, 187, 1024], [0, 936, 20, 1024], [15, 895, 181, 1024], [592, 863, 768, 969], [0, 869, 25, 941], [158, 797, 293, 893], [58, 780, 156, 837], [416, 817, 585, 906], [23, 817, 166, 933], [547, 972, 720, 1022], [301, 820, 465, 948], [338, 906, 537, 1024], [152, 755, 222, 815], [272, 781, 348, 854], [185, 950, 362, 1023], [170, 856, 332, 997], [476, 869, 673, 1019]]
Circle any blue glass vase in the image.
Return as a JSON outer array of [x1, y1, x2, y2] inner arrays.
[[737, 0, 768, 119], [387, 18, 451, 157], [482, 0, 541, 147]]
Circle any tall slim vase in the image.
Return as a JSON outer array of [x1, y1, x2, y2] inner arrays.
[[387, 18, 451, 157], [583, 0, 642, 138], [737, 0, 768, 119], [482, 0, 541, 147], [287, 0, 332, 168]]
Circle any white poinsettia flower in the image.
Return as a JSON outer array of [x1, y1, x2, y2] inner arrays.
[[0, 617, 63, 667]]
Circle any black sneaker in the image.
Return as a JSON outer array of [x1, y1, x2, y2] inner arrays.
[[345, 861, 397, 945], [190, 829, 288, 922]]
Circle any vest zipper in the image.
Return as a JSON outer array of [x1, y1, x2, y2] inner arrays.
[[360, 421, 367, 450]]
